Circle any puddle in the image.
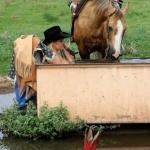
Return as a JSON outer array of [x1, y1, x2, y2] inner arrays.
[[0, 131, 3, 140], [0, 93, 15, 114]]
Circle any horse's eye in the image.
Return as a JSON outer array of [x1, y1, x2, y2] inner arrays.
[[108, 26, 113, 32]]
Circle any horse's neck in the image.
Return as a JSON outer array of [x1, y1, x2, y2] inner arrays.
[[80, 1, 106, 24], [74, 0, 110, 46]]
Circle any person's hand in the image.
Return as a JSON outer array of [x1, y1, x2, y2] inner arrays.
[[62, 43, 69, 51]]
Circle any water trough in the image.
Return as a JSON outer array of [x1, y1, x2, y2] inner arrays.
[[37, 58, 150, 123]]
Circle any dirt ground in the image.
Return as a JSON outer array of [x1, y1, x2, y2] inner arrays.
[[0, 76, 14, 94]]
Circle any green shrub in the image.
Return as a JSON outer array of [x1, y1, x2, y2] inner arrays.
[[0, 102, 84, 139]]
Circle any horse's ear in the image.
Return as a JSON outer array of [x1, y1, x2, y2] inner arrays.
[[121, 3, 129, 15]]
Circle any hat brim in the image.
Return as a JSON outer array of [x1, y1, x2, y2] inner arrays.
[[43, 32, 71, 45], [58, 32, 71, 40]]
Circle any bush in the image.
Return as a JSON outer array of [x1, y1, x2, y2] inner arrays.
[[0, 102, 84, 139]]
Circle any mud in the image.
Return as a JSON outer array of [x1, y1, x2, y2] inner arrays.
[[0, 76, 14, 94]]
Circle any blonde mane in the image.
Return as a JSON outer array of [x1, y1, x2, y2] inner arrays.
[[93, 0, 122, 17], [93, 0, 110, 15]]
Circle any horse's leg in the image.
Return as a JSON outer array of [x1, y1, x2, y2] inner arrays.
[[100, 50, 107, 58], [79, 51, 90, 60], [79, 47, 90, 60], [76, 42, 90, 60]]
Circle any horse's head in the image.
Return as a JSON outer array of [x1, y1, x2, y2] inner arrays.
[[105, 2, 128, 59], [73, 0, 128, 60]]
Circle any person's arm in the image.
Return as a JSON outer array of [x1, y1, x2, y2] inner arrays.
[[62, 48, 74, 63], [61, 43, 75, 63], [49, 54, 69, 64], [47, 48, 74, 64], [33, 50, 43, 64]]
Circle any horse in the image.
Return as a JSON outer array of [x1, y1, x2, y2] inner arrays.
[[72, 0, 128, 60]]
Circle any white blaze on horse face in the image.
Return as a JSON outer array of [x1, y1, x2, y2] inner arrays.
[[113, 20, 123, 58], [70, 2, 77, 14]]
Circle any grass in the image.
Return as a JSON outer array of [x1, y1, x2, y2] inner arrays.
[[123, 0, 150, 57], [0, 0, 150, 75], [0, 0, 71, 75]]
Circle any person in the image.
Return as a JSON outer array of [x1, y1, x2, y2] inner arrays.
[[33, 26, 75, 64], [7, 25, 75, 108]]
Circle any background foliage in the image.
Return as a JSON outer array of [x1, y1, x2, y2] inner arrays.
[[0, 0, 150, 75]]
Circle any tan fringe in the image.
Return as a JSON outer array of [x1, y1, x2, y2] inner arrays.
[[15, 57, 33, 79], [14, 35, 34, 79]]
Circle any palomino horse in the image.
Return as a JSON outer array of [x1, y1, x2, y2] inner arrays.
[[72, 0, 128, 60]]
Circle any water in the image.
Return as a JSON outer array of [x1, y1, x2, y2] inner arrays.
[[0, 133, 150, 150], [0, 93, 14, 114]]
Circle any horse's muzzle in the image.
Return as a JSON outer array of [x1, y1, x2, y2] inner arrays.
[[109, 47, 122, 60], [108, 47, 115, 57]]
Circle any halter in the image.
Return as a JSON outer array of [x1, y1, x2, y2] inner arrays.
[[104, 8, 117, 59], [71, 0, 88, 37]]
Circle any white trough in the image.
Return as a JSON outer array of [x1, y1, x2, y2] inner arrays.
[[37, 63, 150, 123]]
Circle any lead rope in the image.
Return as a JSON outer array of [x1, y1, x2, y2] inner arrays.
[[104, 1, 117, 59], [104, 15, 111, 59]]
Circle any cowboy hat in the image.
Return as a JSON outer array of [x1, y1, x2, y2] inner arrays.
[[43, 26, 71, 45]]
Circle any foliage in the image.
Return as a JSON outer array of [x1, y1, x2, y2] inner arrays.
[[0, 101, 120, 139], [0, 102, 84, 139], [84, 124, 120, 134]]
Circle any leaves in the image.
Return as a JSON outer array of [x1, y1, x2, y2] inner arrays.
[[0, 102, 84, 139]]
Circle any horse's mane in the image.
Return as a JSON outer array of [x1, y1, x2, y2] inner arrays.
[[93, 0, 109, 16], [92, 0, 122, 17]]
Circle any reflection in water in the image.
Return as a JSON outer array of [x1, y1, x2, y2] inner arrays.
[[1, 136, 82, 150], [0, 133, 150, 150]]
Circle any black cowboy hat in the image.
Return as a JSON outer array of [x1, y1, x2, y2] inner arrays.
[[43, 26, 71, 45]]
